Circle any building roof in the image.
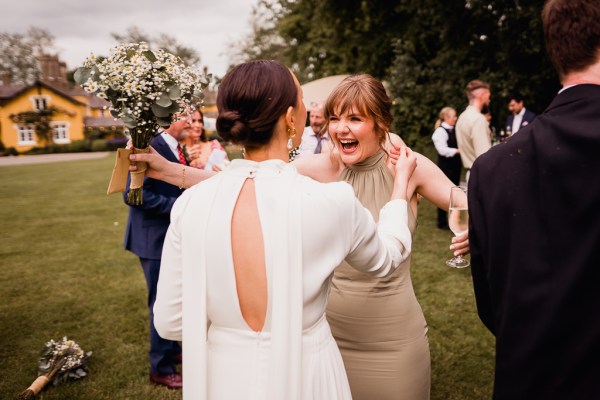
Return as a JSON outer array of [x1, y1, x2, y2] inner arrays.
[[0, 80, 87, 106], [0, 83, 27, 99]]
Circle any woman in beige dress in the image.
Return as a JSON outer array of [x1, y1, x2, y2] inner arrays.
[[131, 73, 469, 400]]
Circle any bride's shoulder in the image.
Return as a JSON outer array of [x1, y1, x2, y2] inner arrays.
[[298, 175, 356, 208]]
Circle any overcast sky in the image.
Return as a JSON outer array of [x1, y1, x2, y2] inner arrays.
[[0, 0, 258, 77]]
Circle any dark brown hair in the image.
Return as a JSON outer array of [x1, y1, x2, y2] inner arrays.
[[543, 0, 600, 79], [323, 74, 393, 150], [216, 60, 298, 149], [191, 106, 207, 142]]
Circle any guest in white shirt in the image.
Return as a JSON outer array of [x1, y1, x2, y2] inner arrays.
[[431, 106, 461, 229], [297, 101, 331, 157]]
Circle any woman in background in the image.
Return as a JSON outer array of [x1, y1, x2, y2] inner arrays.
[[182, 107, 229, 170], [431, 106, 461, 229]]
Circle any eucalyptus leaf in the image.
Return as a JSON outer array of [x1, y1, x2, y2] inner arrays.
[[91, 66, 101, 82], [125, 49, 136, 60], [121, 115, 137, 128], [166, 101, 180, 114], [167, 85, 182, 100], [155, 92, 172, 107], [142, 50, 157, 62], [151, 103, 170, 118], [156, 118, 171, 128], [74, 67, 91, 84], [164, 81, 176, 88]]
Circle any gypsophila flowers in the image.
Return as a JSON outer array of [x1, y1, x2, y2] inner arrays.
[[74, 42, 210, 205]]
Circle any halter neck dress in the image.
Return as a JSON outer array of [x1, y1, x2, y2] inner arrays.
[[326, 151, 431, 400]]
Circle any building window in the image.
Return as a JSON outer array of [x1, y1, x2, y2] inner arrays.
[[30, 95, 50, 111], [51, 122, 70, 144], [16, 125, 36, 145]]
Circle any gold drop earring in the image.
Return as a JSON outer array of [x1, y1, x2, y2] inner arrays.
[[287, 127, 297, 150]]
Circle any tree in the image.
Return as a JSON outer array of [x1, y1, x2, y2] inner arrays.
[[0, 28, 56, 85], [387, 0, 559, 151], [232, 0, 559, 153], [111, 26, 200, 66], [229, 0, 285, 62]]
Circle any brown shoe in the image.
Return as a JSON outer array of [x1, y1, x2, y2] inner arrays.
[[150, 373, 182, 389]]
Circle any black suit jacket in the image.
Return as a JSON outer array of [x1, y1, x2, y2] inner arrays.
[[469, 84, 600, 399], [506, 109, 536, 133], [123, 133, 184, 260]]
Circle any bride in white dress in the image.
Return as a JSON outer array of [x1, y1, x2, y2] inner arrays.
[[153, 60, 417, 400]]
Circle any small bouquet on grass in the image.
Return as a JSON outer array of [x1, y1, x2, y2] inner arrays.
[[18, 337, 92, 399], [74, 42, 209, 204]]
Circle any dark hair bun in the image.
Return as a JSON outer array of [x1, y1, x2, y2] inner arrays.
[[217, 110, 251, 143]]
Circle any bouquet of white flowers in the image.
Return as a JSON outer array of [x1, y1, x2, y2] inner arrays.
[[18, 337, 91, 399], [74, 42, 209, 204]]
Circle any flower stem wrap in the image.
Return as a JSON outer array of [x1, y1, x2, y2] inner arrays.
[[126, 146, 151, 205]]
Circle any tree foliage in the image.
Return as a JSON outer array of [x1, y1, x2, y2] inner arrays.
[[0, 28, 56, 85], [234, 0, 559, 152], [111, 26, 200, 66]]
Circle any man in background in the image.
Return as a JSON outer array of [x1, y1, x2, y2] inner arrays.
[[123, 113, 190, 389], [506, 92, 536, 135], [468, 0, 600, 398], [298, 101, 331, 157], [455, 79, 492, 181]]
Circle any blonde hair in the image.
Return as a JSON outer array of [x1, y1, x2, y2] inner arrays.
[[323, 74, 393, 150], [435, 106, 456, 129]]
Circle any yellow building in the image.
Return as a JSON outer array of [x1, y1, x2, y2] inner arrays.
[[0, 54, 123, 153], [0, 79, 123, 153]]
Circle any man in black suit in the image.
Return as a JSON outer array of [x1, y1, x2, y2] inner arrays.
[[468, 0, 600, 398], [505, 92, 536, 136], [123, 114, 189, 389]]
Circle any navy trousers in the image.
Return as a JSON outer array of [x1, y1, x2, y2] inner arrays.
[[140, 257, 181, 375]]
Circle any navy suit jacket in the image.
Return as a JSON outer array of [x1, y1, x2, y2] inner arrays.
[[124, 134, 184, 260], [506, 109, 536, 133], [469, 84, 600, 399]]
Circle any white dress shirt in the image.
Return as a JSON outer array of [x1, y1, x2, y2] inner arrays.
[[160, 131, 181, 160], [298, 126, 331, 157], [512, 108, 526, 134], [431, 122, 459, 158]]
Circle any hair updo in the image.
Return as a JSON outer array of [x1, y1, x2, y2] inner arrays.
[[216, 60, 298, 150]]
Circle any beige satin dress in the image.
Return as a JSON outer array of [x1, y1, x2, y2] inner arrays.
[[327, 151, 431, 400]]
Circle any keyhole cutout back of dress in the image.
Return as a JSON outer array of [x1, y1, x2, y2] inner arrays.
[[231, 178, 268, 332]]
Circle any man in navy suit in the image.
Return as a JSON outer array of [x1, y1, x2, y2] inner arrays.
[[505, 93, 536, 135], [469, 0, 600, 398], [124, 114, 189, 389]]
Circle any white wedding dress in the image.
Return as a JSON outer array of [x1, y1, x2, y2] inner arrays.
[[154, 159, 412, 400]]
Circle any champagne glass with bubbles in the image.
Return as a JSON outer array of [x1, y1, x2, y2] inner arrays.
[[446, 186, 470, 268]]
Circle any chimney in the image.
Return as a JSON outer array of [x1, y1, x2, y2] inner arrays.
[[0, 71, 11, 85], [38, 54, 68, 88]]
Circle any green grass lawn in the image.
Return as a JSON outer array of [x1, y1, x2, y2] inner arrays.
[[0, 153, 494, 399]]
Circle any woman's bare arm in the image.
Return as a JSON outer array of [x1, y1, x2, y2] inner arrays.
[[129, 146, 216, 188], [291, 151, 344, 183], [387, 132, 470, 256]]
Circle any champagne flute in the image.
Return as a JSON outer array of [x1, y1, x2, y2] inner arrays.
[[446, 186, 470, 268]]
